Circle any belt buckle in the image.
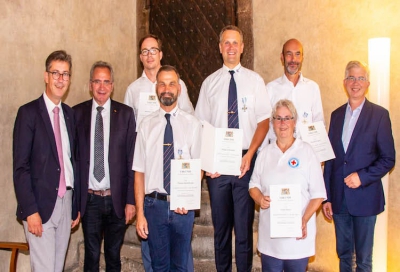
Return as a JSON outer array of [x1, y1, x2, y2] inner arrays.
[[166, 195, 170, 202]]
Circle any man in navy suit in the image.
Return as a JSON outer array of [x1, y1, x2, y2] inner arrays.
[[74, 61, 136, 271], [13, 50, 80, 271], [322, 60, 395, 271]]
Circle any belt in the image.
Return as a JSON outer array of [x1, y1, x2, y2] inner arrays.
[[66, 186, 73, 190], [88, 189, 111, 197], [146, 191, 170, 202]]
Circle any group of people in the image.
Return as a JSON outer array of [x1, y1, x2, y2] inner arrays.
[[12, 24, 395, 272]]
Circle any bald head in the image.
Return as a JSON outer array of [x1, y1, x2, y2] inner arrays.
[[282, 39, 303, 55], [281, 39, 304, 76]]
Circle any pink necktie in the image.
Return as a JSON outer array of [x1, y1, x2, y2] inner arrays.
[[53, 107, 66, 197]]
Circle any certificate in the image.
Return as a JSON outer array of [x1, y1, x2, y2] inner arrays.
[[170, 159, 201, 210], [136, 92, 160, 130], [298, 121, 335, 162], [270, 184, 302, 238], [200, 121, 243, 176]]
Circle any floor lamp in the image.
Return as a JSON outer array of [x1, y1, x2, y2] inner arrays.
[[368, 37, 391, 272]]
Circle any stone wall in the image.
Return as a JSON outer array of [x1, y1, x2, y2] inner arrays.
[[253, 0, 400, 271], [0, 1, 137, 271]]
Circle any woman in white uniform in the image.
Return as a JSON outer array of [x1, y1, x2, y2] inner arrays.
[[249, 99, 326, 272]]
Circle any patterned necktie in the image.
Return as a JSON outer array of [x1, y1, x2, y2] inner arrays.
[[228, 70, 239, 128], [163, 113, 174, 194], [53, 107, 66, 197], [94, 106, 105, 182]]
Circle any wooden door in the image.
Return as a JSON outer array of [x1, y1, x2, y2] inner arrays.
[[149, 0, 237, 106]]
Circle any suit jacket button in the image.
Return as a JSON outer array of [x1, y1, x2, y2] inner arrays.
[[344, 161, 347, 164]]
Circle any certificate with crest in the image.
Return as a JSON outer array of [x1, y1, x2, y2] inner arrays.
[[170, 159, 201, 210], [136, 92, 160, 130], [200, 121, 243, 176], [270, 184, 302, 238], [298, 121, 335, 162]]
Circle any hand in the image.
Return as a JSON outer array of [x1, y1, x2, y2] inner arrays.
[[125, 204, 136, 224], [71, 212, 80, 228], [322, 202, 333, 220], [239, 153, 252, 178], [344, 172, 361, 189], [297, 218, 307, 240], [206, 172, 221, 179], [27, 212, 43, 237], [259, 195, 271, 209], [174, 207, 189, 215], [136, 213, 148, 239]]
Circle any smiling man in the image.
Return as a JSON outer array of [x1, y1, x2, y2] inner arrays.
[[266, 39, 324, 143], [13, 50, 80, 271], [73, 61, 136, 271], [195, 25, 271, 271], [322, 61, 395, 271]]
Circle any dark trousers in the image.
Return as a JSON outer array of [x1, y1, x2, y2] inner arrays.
[[207, 152, 257, 272], [145, 196, 194, 272], [261, 254, 309, 272], [82, 193, 126, 272]]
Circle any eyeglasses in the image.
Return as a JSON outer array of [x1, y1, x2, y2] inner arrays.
[[47, 71, 71, 81], [91, 80, 113, 87], [273, 116, 294, 122], [346, 76, 368, 83], [141, 48, 160, 56]]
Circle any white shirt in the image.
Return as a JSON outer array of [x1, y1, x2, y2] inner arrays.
[[195, 64, 271, 149], [124, 71, 194, 121], [249, 139, 326, 259], [88, 99, 111, 190], [43, 92, 74, 187], [132, 106, 202, 194], [266, 73, 324, 141]]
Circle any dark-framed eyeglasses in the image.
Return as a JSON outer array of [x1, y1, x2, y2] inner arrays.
[[141, 48, 160, 56], [273, 116, 294, 122], [47, 71, 71, 81]]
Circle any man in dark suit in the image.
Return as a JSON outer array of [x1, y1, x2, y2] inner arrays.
[[13, 50, 80, 271], [322, 60, 395, 271], [74, 61, 136, 271]]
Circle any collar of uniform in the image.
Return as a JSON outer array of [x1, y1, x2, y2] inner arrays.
[[92, 98, 111, 112], [159, 105, 179, 118], [223, 63, 242, 73], [282, 72, 304, 85]]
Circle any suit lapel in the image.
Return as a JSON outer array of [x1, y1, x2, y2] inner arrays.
[[84, 100, 93, 151], [109, 100, 117, 149], [62, 103, 74, 156], [38, 96, 59, 163], [346, 99, 371, 155]]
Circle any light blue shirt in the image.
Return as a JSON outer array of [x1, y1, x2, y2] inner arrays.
[[342, 99, 365, 152]]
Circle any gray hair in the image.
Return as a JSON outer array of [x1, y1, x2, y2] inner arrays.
[[272, 99, 298, 123], [90, 61, 114, 82], [344, 60, 370, 81]]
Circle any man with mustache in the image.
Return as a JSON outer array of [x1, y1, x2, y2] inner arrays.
[[266, 39, 324, 143], [133, 65, 202, 271], [124, 34, 194, 271]]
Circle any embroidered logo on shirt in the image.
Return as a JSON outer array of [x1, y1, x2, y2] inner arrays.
[[288, 158, 299, 168]]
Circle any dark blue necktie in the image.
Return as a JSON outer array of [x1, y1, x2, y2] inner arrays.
[[163, 113, 174, 194], [228, 70, 239, 128]]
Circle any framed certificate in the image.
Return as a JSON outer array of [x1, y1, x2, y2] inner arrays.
[[170, 159, 201, 210], [270, 184, 302, 238]]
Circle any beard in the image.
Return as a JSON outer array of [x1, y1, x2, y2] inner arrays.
[[159, 92, 177, 106], [285, 61, 302, 75]]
